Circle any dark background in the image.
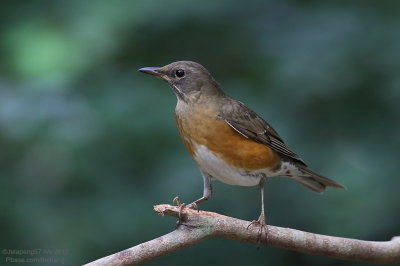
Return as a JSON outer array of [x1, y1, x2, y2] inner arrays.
[[1, 1, 399, 265]]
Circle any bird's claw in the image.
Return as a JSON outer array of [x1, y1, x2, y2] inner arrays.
[[247, 217, 268, 244], [172, 196, 199, 211], [172, 196, 186, 221], [172, 196, 181, 206], [186, 202, 199, 211], [172, 197, 200, 226]]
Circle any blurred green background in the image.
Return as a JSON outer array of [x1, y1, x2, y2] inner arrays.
[[1, 1, 399, 265]]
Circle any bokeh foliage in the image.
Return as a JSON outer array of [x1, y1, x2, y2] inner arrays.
[[1, 1, 399, 265]]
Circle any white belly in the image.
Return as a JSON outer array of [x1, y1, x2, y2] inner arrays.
[[193, 143, 267, 186]]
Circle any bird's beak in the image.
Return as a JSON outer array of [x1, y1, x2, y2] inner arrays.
[[138, 67, 161, 77]]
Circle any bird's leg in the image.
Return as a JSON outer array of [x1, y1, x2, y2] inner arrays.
[[187, 172, 212, 210], [247, 177, 268, 243], [173, 172, 212, 222]]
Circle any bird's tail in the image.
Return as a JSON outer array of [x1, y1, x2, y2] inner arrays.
[[289, 164, 345, 193]]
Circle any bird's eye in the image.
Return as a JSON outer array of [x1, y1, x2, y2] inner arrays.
[[175, 69, 185, 78]]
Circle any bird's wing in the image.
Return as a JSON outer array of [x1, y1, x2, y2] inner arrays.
[[219, 99, 306, 165]]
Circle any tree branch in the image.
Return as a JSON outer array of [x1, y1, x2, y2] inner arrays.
[[84, 204, 400, 265]]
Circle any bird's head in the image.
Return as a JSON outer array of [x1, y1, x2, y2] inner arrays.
[[138, 61, 224, 102]]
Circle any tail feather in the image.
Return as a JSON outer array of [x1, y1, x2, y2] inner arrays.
[[290, 165, 345, 193]]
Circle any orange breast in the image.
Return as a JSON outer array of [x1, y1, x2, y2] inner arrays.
[[175, 105, 279, 170]]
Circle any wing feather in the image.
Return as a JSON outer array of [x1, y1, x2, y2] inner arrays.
[[219, 99, 306, 166]]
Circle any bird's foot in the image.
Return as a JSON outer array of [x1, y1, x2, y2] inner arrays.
[[247, 213, 268, 244], [172, 196, 199, 210], [172, 196, 199, 225]]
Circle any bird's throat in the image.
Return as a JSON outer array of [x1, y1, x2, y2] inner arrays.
[[169, 83, 186, 102]]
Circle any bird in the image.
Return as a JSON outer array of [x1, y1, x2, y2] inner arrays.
[[138, 61, 345, 235]]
